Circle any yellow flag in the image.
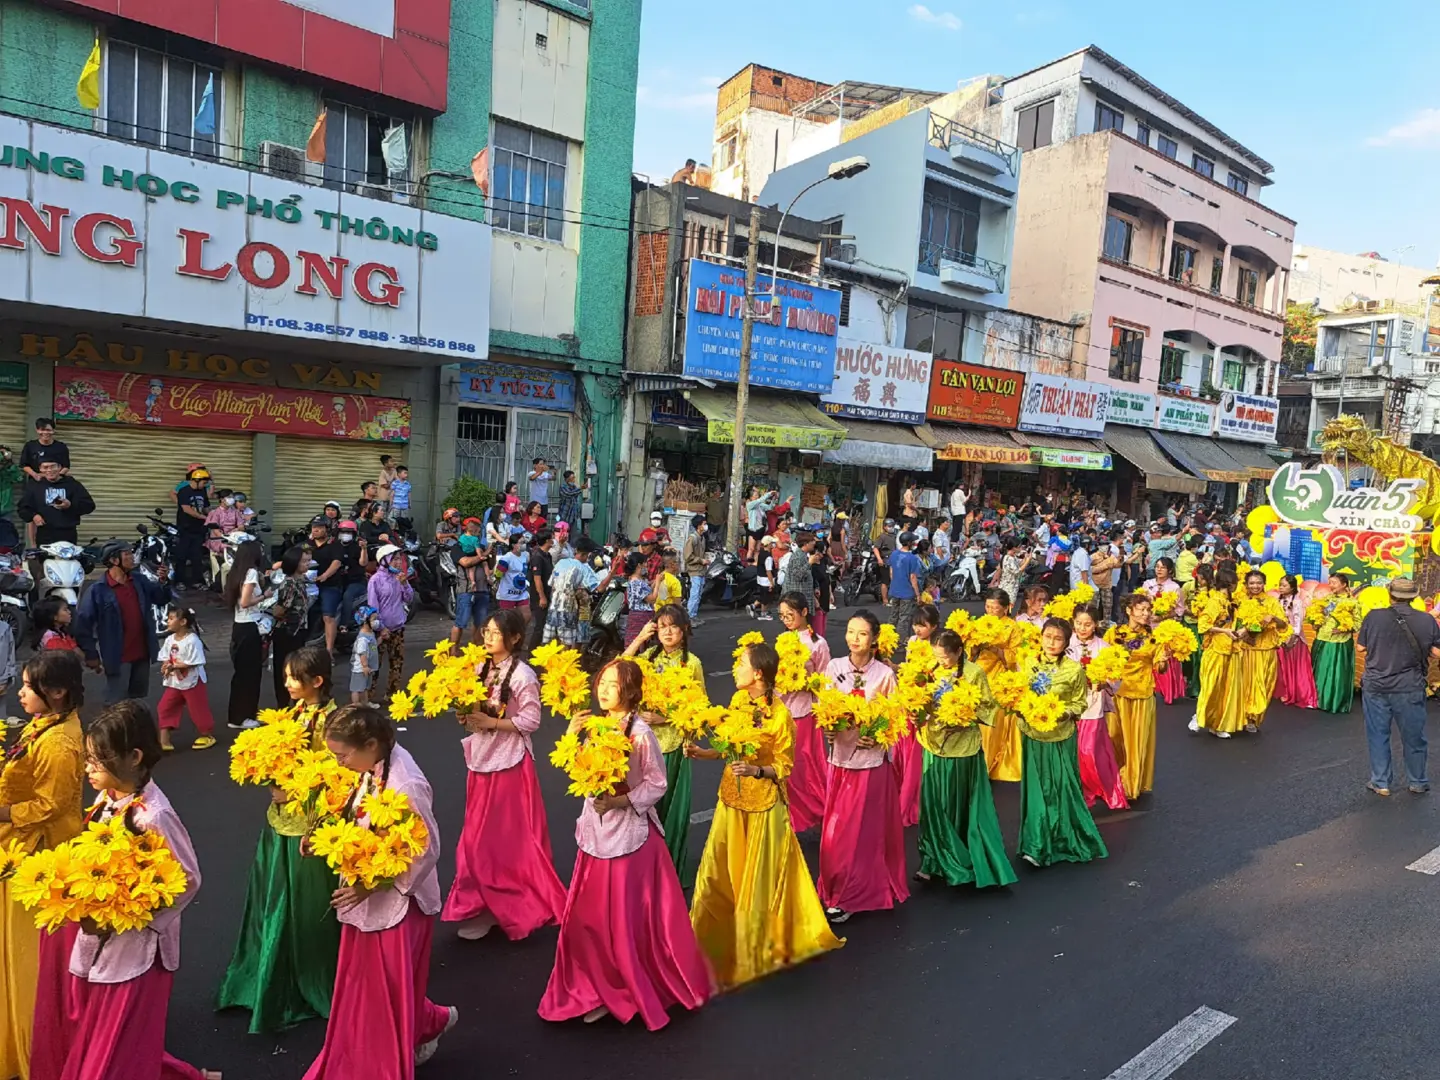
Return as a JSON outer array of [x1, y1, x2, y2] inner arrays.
[[76, 38, 101, 110]]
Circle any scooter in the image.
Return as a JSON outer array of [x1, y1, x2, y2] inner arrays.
[[701, 548, 758, 610], [582, 576, 627, 673], [29, 542, 86, 606], [946, 546, 984, 602], [840, 546, 882, 606]]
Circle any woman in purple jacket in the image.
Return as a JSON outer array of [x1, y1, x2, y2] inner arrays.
[[367, 545, 415, 707]]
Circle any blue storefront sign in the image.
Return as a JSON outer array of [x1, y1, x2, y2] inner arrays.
[[457, 361, 575, 412], [682, 258, 841, 394]]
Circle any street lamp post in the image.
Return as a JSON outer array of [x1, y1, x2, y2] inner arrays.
[[724, 156, 869, 554]]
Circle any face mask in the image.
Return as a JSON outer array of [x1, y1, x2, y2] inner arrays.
[[222, 497, 235, 507], [340, 533, 355, 543], [388, 564, 405, 575]]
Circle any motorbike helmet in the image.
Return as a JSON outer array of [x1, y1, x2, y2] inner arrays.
[[99, 539, 130, 567], [375, 544, 401, 564], [337, 519, 358, 532], [324, 500, 341, 511], [354, 604, 380, 627], [309, 515, 330, 530]]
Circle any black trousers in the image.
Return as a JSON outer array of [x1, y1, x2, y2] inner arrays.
[[173, 530, 205, 587], [228, 621, 264, 727], [270, 625, 306, 710]]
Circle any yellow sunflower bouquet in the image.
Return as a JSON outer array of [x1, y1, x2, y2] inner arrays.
[[987, 669, 1028, 711], [389, 642, 492, 722], [1084, 644, 1129, 686], [945, 608, 973, 637], [1150, 590, 1178, 618], [229, 708, 311, 789], [811, 687, 867, 734], [707, 692, 765, 763], [962, 613, 1011, 650], [775, 631, 826, 695], [1151, 620, 1199, 661], [933, 679, 983, 728], [1015, 689, 1066, 734], [1044, 592, 1081, 621], [549, 718, 635, 798], [894, 639, 942, 717], [307, 786, 431, 891], [641, 662, 713, 741], [530, 641, 593, 720], [876, 623, 900, 659], [1233, 597, 1269, 634]]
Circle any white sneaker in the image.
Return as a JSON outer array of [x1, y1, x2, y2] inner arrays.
[[415, 1006, 458, 1066], [1187, 717, 1199, 733], [1244, 723, 1259, 734], [456, 914, 496, 941], [1215, 731, 1231, 739]]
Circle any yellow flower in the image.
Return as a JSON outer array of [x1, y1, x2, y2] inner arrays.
[[731, 631, 765, 661], [424, 640, 452, 663], [536, 646, 591, 719], [361, 788, 410, 829], [551, 719, 634, 798], [1069, 582, 1096, 606], [945, 608, 973, 637], [876, 624, 900, 659], [1017, 689, 1064, 733], [989, 670, 1027, 710], [1044, 593, 1079, 621], [0, 838, 29, 880], [1234, 597, 1268, 633], [934, 680, 981, 728], [1085, 645, 1129, 685], [529, 640, 570, 669], [1152, 620, 1198, 661], [812, 687, 865, 733], [860, 696, 909, 749], [1151, 591, 1178, 618]]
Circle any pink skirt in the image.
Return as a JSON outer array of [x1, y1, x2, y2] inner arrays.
[[1277, 640, 1318, 709], [1076, 717, 1129, 811], [30, 924, 81, 1080], [52, 963, 202, 1080], [1156, 661, 1186, 705], [441, 757, 567, 938], [538, 825, 712, 1031], [787, 712, 829, 833], [304, 902, 450, 1080], [893, 732, 922, 828], [818, 764, 910, 914]]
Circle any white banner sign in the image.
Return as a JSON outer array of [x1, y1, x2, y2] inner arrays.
[[281, 0, 395, 37], [1108, 388, 1156, 428], [821, 337, 930, 424], [1157, 396, 1216, 436], [0, 117, 489, 358], [1018, 372, 1111, 438], [1217, 391, 1279, 444]]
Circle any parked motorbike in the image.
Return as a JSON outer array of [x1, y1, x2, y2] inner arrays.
[[840, 546, 882, 606], [945, 545, 984, 602], [0, 550, 31, 644], [701, 548, 758, 610], [582, 576, 627, 673], [29, 542, 87, 607]]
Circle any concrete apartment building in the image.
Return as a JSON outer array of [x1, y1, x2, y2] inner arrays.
[[1290, 246, 1440, 313]]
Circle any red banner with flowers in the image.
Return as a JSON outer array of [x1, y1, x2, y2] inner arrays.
[[53, 367, 410, 442]]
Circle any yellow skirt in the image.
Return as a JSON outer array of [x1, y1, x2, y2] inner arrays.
[[982, 709, 1023, 783], [690, 798, 843, 991], [1115, 696, 1155, 799], [0, 880, 37, 1079], [1196, 650, 1245, 734], [1241, 648, 1279, 724]]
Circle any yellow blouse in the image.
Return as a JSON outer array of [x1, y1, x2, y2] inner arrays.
[[1103, 625, 1161, 699], [648, 648, 708, 754], [718, 697, 793, 813], [1195, 589, 1238, 657], [972, 619, 1027, 676], [918, 661, 991, 759], [268, 700, 336, 836], [0, 711, 84, 853]]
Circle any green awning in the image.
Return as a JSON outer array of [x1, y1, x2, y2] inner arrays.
[[685, 388, 847, 450]]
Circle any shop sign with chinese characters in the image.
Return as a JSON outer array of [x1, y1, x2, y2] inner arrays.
[[822, 338, 929, 424], [926, 359, 1024, 427], [1017, 373, 1110, 438], [0, 117, 489, 358]]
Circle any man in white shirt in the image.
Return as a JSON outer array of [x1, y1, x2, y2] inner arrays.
[[1069, 538, 1093, 591], [528, 458, 552, 510], [931, 518, 952, 577], [950, 484, 968, 519]]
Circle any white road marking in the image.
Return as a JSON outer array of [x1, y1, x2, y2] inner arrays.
[[689, 808, 715, 824], [1407, 845, 1440, 875], [1104, 1006, 1237, 1080]]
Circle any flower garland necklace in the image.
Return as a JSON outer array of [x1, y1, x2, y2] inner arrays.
[[6, 712, 69, 764], [84, 782, 148, 825], [1111, 623, 1151, 651]]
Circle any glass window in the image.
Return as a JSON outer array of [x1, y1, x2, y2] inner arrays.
[[1095, 103, 1124, 133], [1159, 343, 1186, 385], [1201, 354, 1214, 389], [1109, 327, 1143, 382], [491, 120, 569, 242], [1136, 122, 1151, 147], [1016, 100, 1054, 151], [917, 181, 981, 273], [1103, 215, 1134, 263], [1222, 358, 1245, 390], [904, 303, 965, 361], [1157, 135, 1178, 159], [1227, 173, 1249, 197], [1237, 267, 1260, 307], [104, 41, 222, 159], [322, 101, 411, 193], [1169, 242, 1199, 285], [1192, 155, 1214, 179]]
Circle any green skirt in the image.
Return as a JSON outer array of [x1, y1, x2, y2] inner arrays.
[[1312, 639, 1356, 715], [1018, 736, 1108, 867], [215, 826, 341, 1033], [656, 748, 693, 885], [1184, 625, 1204, 698], [917, 751, 1016, 888]]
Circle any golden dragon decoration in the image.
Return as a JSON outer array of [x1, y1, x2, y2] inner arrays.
[[1320, 414, 1440, 521]]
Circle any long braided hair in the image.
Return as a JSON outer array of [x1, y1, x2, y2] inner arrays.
[[743, 641, 779, 708], [85, 700, 164, 835], [325, 702, 397, 796], [645, 604, 692, 668], [479, 609, 526, 710]]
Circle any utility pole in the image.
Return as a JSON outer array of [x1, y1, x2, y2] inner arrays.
[[726, 201, 762, 553]]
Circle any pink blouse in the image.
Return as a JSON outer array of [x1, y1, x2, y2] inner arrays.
[[1281, 594, 1305, 638], [780, 629, 831, 720], [462, 659, 542, 773], [1017, 612, 1047, 627], [574, 716, 666, 860], [1143, 578, 1185, 620], [340, 744, 443, 932], [70, 782, 200, 985], [823, 656, 897, 770], [1065, 635, 1109, 721]]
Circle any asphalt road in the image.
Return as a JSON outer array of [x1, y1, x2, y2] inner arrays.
[[45, 598, 1440, 1080]]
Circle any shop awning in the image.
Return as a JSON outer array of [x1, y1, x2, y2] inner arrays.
[[1101, 426, 1207, 494], [1215, 439, 1279, 480], [822, 420, 934, 471], [915, 424, 1033, 465], [1151, 432, 1251, 484], [684, 388, 847, 451], [1008, 431, 1112, 471]]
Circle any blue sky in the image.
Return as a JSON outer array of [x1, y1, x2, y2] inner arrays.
[[634, 0, 1440, 270]]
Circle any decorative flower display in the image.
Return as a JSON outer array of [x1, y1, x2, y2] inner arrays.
[[306, 785, 430, 891], [528, 641, 592, 720], [1150, 591, 1178, 618], [876, 624, 900, 659], [389, 642, 493, 722], [933, 679, 983, 729], [1152, 620, 1199, 661], [1084, 645, 1129, 685], [549, 718, 635, 798]]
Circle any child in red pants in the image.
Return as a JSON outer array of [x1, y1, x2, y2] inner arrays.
[[157, 604, 216, 751]]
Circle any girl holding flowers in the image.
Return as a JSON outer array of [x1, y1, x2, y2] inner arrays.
[[442, 610, 566, 942], [1237, 569, 1289, 732], [624, 604, 706, 876], [1017, 586, 1050, 628], [686, 641, 842, 989], [915, 630, 1015, 889], [1181, 564, 1215, 697], [974, 589, 1028, 783], [1276, 574, 1318, 710], [1017, 620, 1108, 867], [777, 592, 831, 833], [38, 700, 216, 1080], [216, 647, 341, 1032], [538, 659, 712, 1030], [1104, 594, 1166, 799], [304, 703, 456, 1079], [818, 611, 907, 924], [1191, 566, 1245, 739], [2, 651, 85, 1080], [1065, 606, 1128, 810], [1310, 575, 1357, 714], [1143, 558, 1187, 705], [895, 603, 941, 827]]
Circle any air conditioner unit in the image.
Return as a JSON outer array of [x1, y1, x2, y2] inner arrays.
[[259, 141, 322, 184], [837, 243, 858, 263]]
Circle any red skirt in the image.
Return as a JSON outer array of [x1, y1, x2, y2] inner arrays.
[[304, 902, 450, 1080], [51, 963, 202, 1080], [30, 924, 81, 1080], [893, 733, 922, 828], [1276, 640, 1318, 709], [441, 757, 566, 938], [787, 712, 829, 833], [538, 825, 712, 1031], [818, 764, 910, 914], [1155, 661, 1186, 705], [1075, 717, 1129, 811]]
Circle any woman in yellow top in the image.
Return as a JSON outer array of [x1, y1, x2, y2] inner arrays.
[[1236, 569, 1289, 732], [686, 640, 842, 990], [975, 588, 1028, 783], [1, 651, 85, 1080], [1104, 593, 1168, 799], [1189, 566, 1245, 738]]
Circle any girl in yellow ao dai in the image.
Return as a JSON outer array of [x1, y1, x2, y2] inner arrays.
[[975, 589, 1029, 783], [1237, 569, 1288, 732], [1190, 569, 1245, 738], [1103, 592, 1168, 799], [687, 641, 843, 990]]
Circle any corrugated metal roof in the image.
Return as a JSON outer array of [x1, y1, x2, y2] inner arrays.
[[1101, 425, 1206, 494], [1151, 432, 1251, 483]]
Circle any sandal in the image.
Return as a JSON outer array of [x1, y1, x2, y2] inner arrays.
[[192, 736, 217, 750]]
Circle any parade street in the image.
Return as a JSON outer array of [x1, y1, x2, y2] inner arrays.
[[103, 604, 1440, 1080]]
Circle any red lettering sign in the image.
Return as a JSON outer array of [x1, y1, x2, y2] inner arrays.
[[926, 359, 1025, 427]]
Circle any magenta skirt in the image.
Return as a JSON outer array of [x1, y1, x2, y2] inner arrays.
[[441, 757, 566, 938], [48, 963, 202, 1080], [30, 923, 81, 1080], [818, 764, 910, 914], [787, 712, 829, 833], [538, 825, 712, 1031], [304, 902, 450, 1080], [1155, 661, 1186, 705], [1076, 717, 1129, 811], [1276, 640, 1318, 709], [893, 733, 922, 827]]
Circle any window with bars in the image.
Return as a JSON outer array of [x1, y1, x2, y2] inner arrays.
[[1109, 327, 1143, 382], [322, 102, 411, 194], [455, 408, 509, 494], [492, 121, 569, 242], [104, 41, 222, 159], [1159, 343, 1186, 384], [1236, 267, 1260, 307]]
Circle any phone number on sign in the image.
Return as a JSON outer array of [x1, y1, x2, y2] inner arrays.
[[244, 315, 478, 352]]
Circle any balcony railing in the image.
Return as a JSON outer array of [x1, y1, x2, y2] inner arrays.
[[928, 115, 1020, 176], [1098, 256, 1283, 322], [917, 240, 1007, 291]]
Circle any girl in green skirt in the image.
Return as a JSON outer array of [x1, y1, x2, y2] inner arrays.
[[1018, 620, 1109, 868], [216, 646, 342, 1032], [1311, 575, 1357, 715], [915, 631, 1016, 888]]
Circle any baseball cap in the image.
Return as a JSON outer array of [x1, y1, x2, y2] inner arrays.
[[649, 511, 664, 523], [1390, 578, 1420, 599]]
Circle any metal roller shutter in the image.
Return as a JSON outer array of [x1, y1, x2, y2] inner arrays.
[[0, 394, 28, 452], [273, 437, 405, 537], [57, 424, 254, 544]]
